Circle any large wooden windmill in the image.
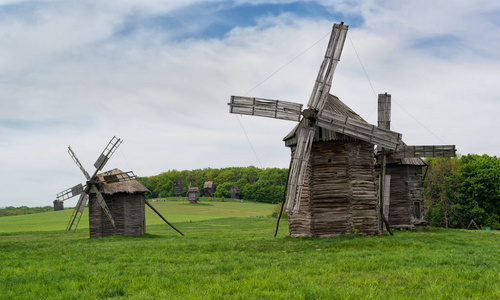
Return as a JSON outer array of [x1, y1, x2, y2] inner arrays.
[[376, 93, 456, 230], [229, 23, 403, 237], [56, 136, 183, 237]]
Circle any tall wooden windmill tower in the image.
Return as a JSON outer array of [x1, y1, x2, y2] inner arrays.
[[229, 23, 403, 237], [376, 93, 456, 230], [56, 136, 184, 237]]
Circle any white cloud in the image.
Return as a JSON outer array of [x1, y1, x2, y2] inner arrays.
[[1, 0, 499, 207]]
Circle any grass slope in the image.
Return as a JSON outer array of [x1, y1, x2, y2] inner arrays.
[[0, 198, 271, 233], [1, 199, 499, 299]]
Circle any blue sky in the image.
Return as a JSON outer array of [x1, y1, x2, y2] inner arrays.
[[1, 0, 500, 207]]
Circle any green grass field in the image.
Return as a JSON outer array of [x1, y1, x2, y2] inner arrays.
[[1, 198, 499, 299]]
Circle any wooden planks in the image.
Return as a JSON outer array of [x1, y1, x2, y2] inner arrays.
[[285, 125, 316, 213], [307, 23, 348, 111], [377, 93, 391, 130], [288, 140, 381, 237], [89, 193, 146, 238], [318, 110, 402, 150], [229, 96, 303, 122], [392, 145, 456, 159]]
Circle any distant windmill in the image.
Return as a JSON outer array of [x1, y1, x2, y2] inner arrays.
[[229, 23, 403, 237], [173, 179, 183, 197], [56, 136, 183, 237]]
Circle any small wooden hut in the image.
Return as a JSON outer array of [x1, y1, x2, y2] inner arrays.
[[53, 200, 64, 211], [173, 179, 183, 197], [375, 156, 427, 229], [203, 181, 215, 197], [187, 187, 200, 204], [230, 185, 240, 199], [89, 169, 150, 238], [283, 94, 381, 237]]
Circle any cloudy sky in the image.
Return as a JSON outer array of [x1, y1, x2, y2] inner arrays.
[[1, 0, 499, 207]]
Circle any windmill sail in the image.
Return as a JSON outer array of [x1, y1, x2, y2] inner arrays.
[[94, 136, 122, 171], [68, 146, 91, 180], [391, 145, 456, 159], [307, 22, 348, 110], [285, 125, 316, 212], [229, 96, 303, 122], [66, 192, 89, 231], [56, 183, 85, 201], [317, 110, 402, 150]]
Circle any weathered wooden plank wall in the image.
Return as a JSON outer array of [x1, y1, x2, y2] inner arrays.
[[89, 193, 146, 238], [288, 140, 381, 237]]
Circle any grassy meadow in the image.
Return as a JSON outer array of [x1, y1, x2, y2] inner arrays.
[[1, 198, 499, 299]]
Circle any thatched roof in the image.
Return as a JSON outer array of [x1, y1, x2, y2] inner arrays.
[[284, 94, 367, 147], [188, 187, 200, 193], [96, 168, 150, 195]]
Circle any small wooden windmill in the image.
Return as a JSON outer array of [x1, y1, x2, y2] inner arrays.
[[56, 136, 183, 237], [203, 181, 215, 197], [376, 93, 456, 230], [173, 179, 183, 197], [229, 23, 403, 237]]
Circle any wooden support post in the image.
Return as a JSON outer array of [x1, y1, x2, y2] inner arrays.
[[145, 200, 184, 236], [274, 160, 293, 238], [378, 93, 394, 235], [379, 149, 394, 236]]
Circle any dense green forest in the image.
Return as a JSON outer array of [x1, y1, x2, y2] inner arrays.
[[138, 166, 287, 204], [424, 154, 500, 230], [0, 206, 53, 217]]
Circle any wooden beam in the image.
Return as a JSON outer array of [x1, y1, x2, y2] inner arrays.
[[318, 110, 402, 150], [229, 96, 303, 122], [392, 145, 456, 159]]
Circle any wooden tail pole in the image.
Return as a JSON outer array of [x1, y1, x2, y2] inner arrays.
[[145, 200, 184, 236], [379, 148, 394, 236], [274, 160, 293, 238]]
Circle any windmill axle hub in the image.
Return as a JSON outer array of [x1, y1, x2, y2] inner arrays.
[[302, 108, 319, 122]]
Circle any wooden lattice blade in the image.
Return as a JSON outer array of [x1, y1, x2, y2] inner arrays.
[[66, 191, 89, 231], [229, 96, 303, 122], [91, 185, 116, 228], [56, 183, 85, 201], [68, 146, 91, 181], [94, 136, 122, 172], [317, 110, 402, 150], [307, 22, 348, 111], [391, 145, 456, 159], [285, 124, 316, 213]]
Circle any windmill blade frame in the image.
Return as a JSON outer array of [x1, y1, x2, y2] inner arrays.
[[66, 191, 89, 231], [56, 183, 85, 201], [229, 96, 303, 122], [390, 145, 456, 159], [317, 110, 402, 150], [68, 146, 91, 181], [307, 22, 348, 110], [91, 185, 116, 228], [94, 136, 122, 172], [285, 125, 316, 212]]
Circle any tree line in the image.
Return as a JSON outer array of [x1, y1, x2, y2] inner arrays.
[[425, 154, 500, 230], [138, 154, 500, 230], [138, 166, 287, 204], [0, 206, 53, 217]]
